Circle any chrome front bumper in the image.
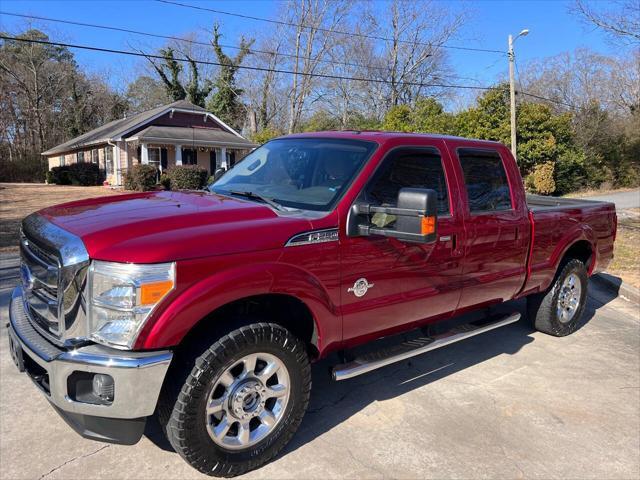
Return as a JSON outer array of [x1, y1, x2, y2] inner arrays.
[[8, 286, 173, 420]]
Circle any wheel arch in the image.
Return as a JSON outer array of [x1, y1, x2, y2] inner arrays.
[[136, 262, 339, 356], [175, 293, 321, 360], [560, 239, 595, 273]]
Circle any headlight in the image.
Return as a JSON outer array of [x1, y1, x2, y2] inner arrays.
[[88, 260, 175, 349]]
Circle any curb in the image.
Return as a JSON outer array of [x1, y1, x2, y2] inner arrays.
[[592, 273, 640, 305]]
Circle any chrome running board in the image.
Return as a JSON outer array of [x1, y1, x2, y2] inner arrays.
[[332, 312, 521, 381]]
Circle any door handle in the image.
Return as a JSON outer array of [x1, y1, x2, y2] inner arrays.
[[440, 233, 461, 256]]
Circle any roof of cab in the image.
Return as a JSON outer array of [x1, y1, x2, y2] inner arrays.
[[282, 130, 503, 146]]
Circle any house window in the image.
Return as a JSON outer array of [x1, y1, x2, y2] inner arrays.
[[104, 146, 113, 173], [182, 148, 197, 165], [59, 155, 65, 166], [148, 147, 160, 167], [77, 151, 84, 163], [91, 149, 99, 164]]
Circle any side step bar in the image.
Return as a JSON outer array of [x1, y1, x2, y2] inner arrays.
[[332, 312, 521, 381]]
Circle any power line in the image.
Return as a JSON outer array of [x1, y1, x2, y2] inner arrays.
[[0, 10, 401, 74], [155, 0, 506, 55], [0, 34, 500, 92], [0, 34, 574, 109], [516, 90, 575, 109]]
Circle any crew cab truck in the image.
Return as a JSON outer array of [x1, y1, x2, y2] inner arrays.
[[7, 131, 616, 476]]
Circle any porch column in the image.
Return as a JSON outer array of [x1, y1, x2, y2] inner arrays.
[[220, 146, 227, 169], [141, 143, 149, 164], [113, 142, 121, 185], [175, 144, 182, 165]]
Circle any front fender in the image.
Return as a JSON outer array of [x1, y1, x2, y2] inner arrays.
[[135, 256, 340, 354]]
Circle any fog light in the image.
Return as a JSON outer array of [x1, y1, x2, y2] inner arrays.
[[92, 374, 114, 402]]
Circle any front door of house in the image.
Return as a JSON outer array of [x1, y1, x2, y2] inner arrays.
[[210, 150, 217, 174]]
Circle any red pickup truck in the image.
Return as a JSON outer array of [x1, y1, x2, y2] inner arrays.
[[8, 131, 616, 476]]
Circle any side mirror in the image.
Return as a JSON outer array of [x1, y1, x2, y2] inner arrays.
[[348, 188, 438, 244], [213, 168, 226, 181]]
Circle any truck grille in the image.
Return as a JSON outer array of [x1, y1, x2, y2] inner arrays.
[[20, 213, 91, 346], [20, 231, 62, 339]]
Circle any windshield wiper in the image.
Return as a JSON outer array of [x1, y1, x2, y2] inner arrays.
[[227, 190, 285, 211]]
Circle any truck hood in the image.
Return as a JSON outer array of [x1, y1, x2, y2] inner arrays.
[[39, 190, 314, 263]]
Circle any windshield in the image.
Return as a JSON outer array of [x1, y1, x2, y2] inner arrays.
[[209, 138, 377, 211]]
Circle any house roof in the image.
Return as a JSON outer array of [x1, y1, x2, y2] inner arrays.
[[129, 126, 258, 148], [41, 100, 244, 156]]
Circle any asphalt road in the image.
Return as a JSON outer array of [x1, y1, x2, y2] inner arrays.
[[573, 188, 640, 211], [1, 270, 639, 479]]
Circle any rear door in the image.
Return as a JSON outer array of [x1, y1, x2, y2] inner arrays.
[[449, 145, 530, 310], [340, 142, 465, 343]]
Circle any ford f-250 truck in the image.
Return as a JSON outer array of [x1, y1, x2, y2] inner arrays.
[[8, 131, 616, 476]]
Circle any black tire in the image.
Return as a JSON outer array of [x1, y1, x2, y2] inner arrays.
[[527, 258, 588, 336], [160, 322, 311, 477]]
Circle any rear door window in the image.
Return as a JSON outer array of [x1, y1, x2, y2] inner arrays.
[[458, 149, 512, 213]]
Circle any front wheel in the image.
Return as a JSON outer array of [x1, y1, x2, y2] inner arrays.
[[163, 322, 311, 477], [527, 258, 588, 336]]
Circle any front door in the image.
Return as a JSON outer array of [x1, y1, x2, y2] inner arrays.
[[210, 150, 217, 174], [160, 148, 168, 171], [182, 148, 197, 165], [340, 145, 464, 343]]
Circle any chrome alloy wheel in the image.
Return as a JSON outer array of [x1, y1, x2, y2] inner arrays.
[[205, 352, 290, 450], [557, 273, 582, 323]]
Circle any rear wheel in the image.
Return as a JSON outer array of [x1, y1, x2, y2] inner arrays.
[[527, 258, 588, 336], [161, 322, 311, 477]]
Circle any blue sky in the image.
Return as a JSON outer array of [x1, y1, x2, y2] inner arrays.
[[0, 0, 619, 96]]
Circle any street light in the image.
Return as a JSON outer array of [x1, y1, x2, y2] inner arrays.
[[509, 29, 529, 162]]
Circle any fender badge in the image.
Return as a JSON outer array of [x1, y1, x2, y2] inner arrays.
[[348, 278, 374, 297]]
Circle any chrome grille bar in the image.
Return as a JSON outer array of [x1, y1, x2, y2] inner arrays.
[[20, 232, 61, 338]]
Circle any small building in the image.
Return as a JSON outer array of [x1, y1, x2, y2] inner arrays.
[[41, 100, 258, 185]]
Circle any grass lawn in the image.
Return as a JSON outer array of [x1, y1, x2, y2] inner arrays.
[[0, 183, 123, 254], [562, 186, 638, 198], [608, 210, 640, 288]]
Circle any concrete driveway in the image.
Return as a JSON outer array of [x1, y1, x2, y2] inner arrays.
[[1, 262, 639, 479], [571, 188, 640, 211]]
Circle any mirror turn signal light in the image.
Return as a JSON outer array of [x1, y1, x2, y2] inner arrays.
[[421, 215, 436, 235]]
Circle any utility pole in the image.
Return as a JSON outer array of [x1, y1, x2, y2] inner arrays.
[[508, 29, 529, 163]]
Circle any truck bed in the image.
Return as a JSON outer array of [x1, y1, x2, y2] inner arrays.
[[522, 194, 617, 297], [526, 194, 612, 212]]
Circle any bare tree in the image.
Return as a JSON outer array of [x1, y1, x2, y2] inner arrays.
[[0, 29, 125, 181], [519, 48, 639, 116], [284, 0, 352, 133], [572, 0, 640, 44], [362, 0, 465, 111]]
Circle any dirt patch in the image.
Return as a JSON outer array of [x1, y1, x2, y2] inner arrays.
[[0, 183, 123, 253]]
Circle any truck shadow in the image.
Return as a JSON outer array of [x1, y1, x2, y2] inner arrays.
[[143, 285, 617, 455]]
